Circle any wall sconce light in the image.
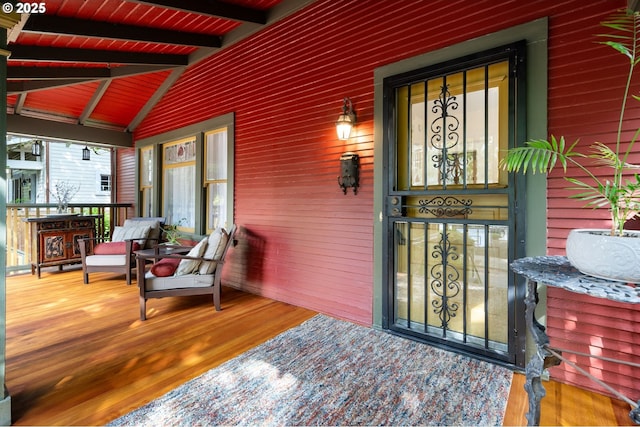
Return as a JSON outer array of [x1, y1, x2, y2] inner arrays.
[[82, 145, 91, 161], [31, 140, 42, 157], [336, 97, 356, 140], [338, 152, 359, 195]]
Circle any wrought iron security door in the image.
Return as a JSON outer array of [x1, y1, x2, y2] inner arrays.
[[383, 43, 526, 365]]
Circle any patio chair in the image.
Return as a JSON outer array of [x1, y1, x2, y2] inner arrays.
[[79, 217, 165, 285], [136, 224, 236, 321]]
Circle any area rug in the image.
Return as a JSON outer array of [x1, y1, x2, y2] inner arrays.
[[109, 314, 513, 426]]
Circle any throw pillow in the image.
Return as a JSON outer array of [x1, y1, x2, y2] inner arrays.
[[175, 237, 208, 276], [150, 257, 181, 277], [123, 219, 161, 249], [94, 241, 141, 255], [111, 225, 152, 245], [199, 228, 229, 275], [213, 228, 229, 259]]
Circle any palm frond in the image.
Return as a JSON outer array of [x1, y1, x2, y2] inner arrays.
[[565, 177, 612, 209], [502, 136, 581, 174], [589, 142, 622, 168], [598, 10, 640, 61]]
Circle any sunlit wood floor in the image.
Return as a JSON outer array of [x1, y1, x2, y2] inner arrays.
[[5, 267, 637, 426]]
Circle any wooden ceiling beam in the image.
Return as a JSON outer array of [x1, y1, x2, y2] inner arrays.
[[129, 0, 267, 24], [14, 93, 27, 114], [8, 64, 174, 80], [7, 79, 93, 94], [22, 15, 222, 48], [9, 45, 188, 65], [79, 80, 112, 125], [7, 114, 133, 147], [8, 66, 111, 80], [127, 67, 185, 131]]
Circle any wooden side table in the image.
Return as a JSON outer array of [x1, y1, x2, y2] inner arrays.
[[511, 256, 640, 426]]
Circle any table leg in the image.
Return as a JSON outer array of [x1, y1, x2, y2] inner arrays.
[[524, 279, 561, 425], [629, 402, 640, 424]]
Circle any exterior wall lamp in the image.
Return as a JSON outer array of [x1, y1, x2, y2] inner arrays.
[[336, 97, 356, 140], [31, 140, 42, 157], [336, 97, 359, 195], [82, 145, 91, 161]]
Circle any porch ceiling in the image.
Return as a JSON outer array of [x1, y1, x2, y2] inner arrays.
[[4, 0, 312, 146]]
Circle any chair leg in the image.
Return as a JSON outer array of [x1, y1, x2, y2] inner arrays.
[[213, 285, 221, 311], [139, 296, 147, 321], [83, 271, 89, 284], [126, 268, 131, 285]]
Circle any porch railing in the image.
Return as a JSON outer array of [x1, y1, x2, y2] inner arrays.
[[6, 203, 134, 274]]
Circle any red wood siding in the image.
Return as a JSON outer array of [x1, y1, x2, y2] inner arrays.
[[547, 289, 640, 400], [115, 147, 136, 223], [542, 0, 640, 400], [133, 0, 638, 397]]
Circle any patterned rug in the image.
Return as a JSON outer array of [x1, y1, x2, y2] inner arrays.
[[110, 315, 513, 426]]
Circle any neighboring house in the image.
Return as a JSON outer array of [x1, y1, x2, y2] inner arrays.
[[7, 135, 112, 205]]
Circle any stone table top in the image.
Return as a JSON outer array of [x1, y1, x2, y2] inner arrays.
[[511, 255, 640, 304]]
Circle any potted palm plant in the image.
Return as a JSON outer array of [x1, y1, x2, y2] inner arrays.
[[503, 9, 640, 283]]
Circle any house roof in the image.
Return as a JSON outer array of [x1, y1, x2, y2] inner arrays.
[[5, 0, 312, 147]]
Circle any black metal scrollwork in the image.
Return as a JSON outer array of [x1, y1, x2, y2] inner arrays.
[[418, 196, 472, 217], [431, 84, 460, 184], [430, 228, 461, 331]]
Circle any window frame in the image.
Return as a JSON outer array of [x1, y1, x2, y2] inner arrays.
[[162, 136, 197, 232], [135, 113, 235, 236], [203, 127, 228, 233], [98, 173, 112, 193], [139, 145, 155, 218]]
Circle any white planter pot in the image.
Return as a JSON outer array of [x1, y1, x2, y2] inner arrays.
[[566, 228, 640, 284]]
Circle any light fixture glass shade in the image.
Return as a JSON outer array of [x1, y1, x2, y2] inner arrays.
[[336, 97, 356, 140], [82, 146, 90, 161], [31, 140, 42, 156], [336, 114, 353, 140]]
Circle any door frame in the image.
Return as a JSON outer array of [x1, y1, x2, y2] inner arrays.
[[372, 18, 549, 367]]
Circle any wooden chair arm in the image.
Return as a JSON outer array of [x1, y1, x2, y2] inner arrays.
[[138, 253, 214, 263], [79, 237, 101, 243]]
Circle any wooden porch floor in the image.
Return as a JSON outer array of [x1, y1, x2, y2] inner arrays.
[[5, 267, 635, 426]]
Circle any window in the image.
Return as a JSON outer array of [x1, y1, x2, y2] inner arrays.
[[204, 128, 228, 232], [139, 146, 154, 217], [136, 113, 234, 234], [99, 174, 112, 192], [162, 137, 197, 231]]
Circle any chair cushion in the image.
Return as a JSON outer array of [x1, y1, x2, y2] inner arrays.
[[199, 228, 229, 275], [93, 241, 141, 255], [150, 257, 181, 277], [175, 237, 208, 276], [144, 272, 215, 290], [85, 254, 127, 266], [123, 219, 161, 249], [111, 225, 151, 245]]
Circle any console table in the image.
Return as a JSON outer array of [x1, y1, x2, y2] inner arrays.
[[511, 255, 640, 426], [25, 215, 97, 278]]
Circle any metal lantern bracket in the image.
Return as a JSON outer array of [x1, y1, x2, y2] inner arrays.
[[338, 152, 359, 195]]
